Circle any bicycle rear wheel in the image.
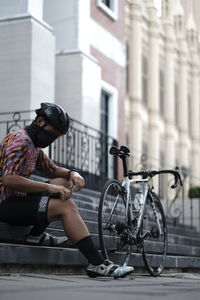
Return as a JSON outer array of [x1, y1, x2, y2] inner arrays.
[[142, 192, 167, 276], [98, 179, 131, 266]]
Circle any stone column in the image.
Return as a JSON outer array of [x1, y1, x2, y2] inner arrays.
[[145, 0, 160, 170], [177, 42, 189, 169], [173, 1, 189, 171], [187, 15, 200, 185], [128, 0, 143, 169], [190, 61, 200, 185], [163, 0, 176, 169]]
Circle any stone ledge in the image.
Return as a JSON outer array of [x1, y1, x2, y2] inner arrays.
[[0, 243, 87, 266], [1, 242, 200, 274]]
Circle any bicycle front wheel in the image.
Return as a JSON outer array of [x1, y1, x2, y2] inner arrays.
[[142, 192, 167, 276], [98, 179, 131, 266]]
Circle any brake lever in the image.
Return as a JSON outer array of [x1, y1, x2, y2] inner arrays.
[[178, 173, 183, 186], [171, 170, 183, 189], [171, 183, 177, 189], [175, 166, 183, 186]]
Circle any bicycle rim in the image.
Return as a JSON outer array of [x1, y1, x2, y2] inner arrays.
[[142, 192, 167, 276], [98, 179, 131, 266]]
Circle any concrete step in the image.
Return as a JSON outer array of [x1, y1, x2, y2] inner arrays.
[[48, 221, 200, 248], [74, 189, 200, 237], [30, 176, 200, 235], [2, 218, 200, 250], [167, 243, 200, 257], [1, 211, 200, 248], [168, 232, 200, 247], [1, 242, 200, 274], [1, 221, 200, 258], [91, 231, 200, 257], [0, 242, 87, 266]]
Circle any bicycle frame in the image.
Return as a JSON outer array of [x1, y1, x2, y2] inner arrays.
[[122, 176, 150, 239], [99, 145, 182, 275], [114, 145, 182, 242]]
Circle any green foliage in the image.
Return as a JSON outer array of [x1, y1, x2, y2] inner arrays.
[[188, 186, 200, 198]]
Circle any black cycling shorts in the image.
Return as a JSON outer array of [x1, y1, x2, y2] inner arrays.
[[0, 194, 50, 227]]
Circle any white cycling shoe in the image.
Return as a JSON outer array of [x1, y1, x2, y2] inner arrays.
[[86, 259, 134, 278], [25, 232, 68, 246]]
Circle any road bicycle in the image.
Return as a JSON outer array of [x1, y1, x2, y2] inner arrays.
[[98, 145, 182, 276]]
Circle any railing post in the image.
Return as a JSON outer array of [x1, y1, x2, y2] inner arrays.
[[190, 197, 193, 229], [199, 198, 200, 232], [182, 187, 185, 225]]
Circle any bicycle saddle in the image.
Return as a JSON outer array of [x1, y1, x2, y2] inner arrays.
[[120, 146, 130, 154], [109, 145, 130, 156]]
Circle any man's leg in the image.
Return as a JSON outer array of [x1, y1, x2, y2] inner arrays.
[[27, 178, 72, 242], [26, 177, 101, 256], [48, 197, 89, 242], [47, 191, 104, 265], [47, 194, 134, 277], [29, 177, 134, 277]]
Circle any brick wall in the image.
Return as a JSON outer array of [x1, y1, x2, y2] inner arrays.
[[90, 0, 125, 41]]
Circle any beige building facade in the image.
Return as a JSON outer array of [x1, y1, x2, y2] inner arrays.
[[125, 0, 200, 196]]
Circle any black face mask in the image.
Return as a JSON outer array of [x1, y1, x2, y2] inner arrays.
[[25, 123, 56, 148]]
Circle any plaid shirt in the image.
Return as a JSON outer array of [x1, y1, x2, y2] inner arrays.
[[0, 129, 56, 202]]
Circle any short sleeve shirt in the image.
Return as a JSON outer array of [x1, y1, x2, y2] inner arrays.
[[0, 129, 57, 202]]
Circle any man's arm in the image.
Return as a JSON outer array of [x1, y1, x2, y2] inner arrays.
[[53, 167, 85, 191], [53, 166, 70, 179], [2, 174, 71, 199]]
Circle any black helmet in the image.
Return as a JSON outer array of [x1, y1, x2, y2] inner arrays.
[[36, 102, 70, 134]]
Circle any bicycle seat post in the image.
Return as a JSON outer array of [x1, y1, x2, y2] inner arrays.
[[121, 155, 129, 178], [109, 145, 130, 178]]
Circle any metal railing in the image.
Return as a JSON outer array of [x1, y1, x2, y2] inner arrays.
[[0, 110, 118, 190], [49, 119, 118, 190]]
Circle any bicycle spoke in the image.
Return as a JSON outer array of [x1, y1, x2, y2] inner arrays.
[[142, 192, 167, 276], [98, 179, 132, 266]]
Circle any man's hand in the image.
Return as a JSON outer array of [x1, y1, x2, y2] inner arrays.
[[70, 172, 85, 192], [47, 184, 72, 200], [52, 167, 85, 192]]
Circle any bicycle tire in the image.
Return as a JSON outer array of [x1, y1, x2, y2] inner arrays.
[[98, 179, 132, 266], [142, 192, 168, 276]]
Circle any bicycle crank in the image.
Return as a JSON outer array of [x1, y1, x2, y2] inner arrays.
[[138, 231, 150, 242], [150, 226, 161, 238]]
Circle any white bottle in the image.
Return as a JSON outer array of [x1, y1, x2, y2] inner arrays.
[[133, 189, 143, 213]]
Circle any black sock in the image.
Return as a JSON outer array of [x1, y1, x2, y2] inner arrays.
[[76, 235, 104, 266]]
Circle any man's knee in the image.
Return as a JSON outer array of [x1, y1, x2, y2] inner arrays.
[[62, 199, 78, 214], [48, 198, 78, 221]]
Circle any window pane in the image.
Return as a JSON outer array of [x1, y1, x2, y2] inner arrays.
[[101, 90, 109, 135], [102, 0, 111, 8]]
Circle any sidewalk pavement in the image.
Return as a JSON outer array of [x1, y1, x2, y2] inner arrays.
[[0, 272, 200, 300]]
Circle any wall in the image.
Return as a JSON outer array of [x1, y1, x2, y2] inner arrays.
[[0, 0, 55, 113]]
